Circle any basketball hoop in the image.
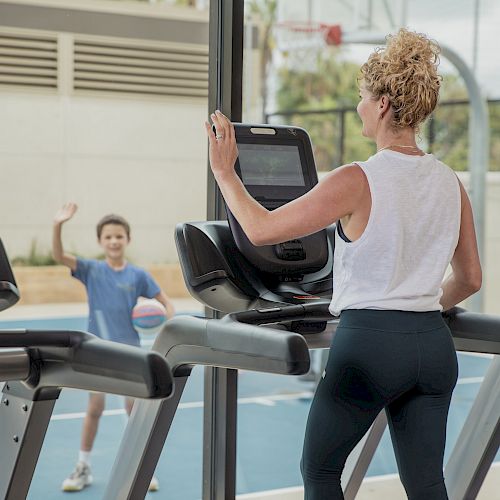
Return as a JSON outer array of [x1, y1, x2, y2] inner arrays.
[[274, 21, 342, 50], [274, 21, 342, 72], [323, 24, 342, 46]]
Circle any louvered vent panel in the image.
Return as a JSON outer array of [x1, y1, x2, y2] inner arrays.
[[0, 33, 58, 89], [73, 40, 209, 99]]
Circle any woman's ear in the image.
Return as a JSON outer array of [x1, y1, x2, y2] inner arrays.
[[379, 95, 391, 119]]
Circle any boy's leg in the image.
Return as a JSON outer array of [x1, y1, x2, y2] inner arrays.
[[81, 392, 106, 451], [62, 392, 105, 491], [125, 397, 134, 416]]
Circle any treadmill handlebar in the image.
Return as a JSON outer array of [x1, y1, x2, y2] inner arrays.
[[0, 328, 93, 347], [231, 303, 500, 355], [0, 330, 173, 399], [0, 348, 30, 382], [230, 301, 333, 325], [0, 280, 20, 312], [444, 307, 500, 354], [152, 315, 311, 376]]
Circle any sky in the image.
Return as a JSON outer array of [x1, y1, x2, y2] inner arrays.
[[404, 0, 499, 97]]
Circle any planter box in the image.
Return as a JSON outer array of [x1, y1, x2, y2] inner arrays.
[[12, 264, 190, 305]]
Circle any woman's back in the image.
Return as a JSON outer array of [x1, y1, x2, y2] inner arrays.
[[329, 150, 461, 316]]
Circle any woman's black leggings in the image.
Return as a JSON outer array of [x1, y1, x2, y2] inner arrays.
[[301, 310, 458, 500]]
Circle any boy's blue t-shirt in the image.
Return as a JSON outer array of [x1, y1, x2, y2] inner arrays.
[[72, 258, 161, 346]]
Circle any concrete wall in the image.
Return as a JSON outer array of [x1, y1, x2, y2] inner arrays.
[[0, 90, 208, 265], [0, 0, 212, 266]]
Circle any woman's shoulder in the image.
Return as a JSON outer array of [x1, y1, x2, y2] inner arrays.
[[322, 163, 370, 201], [322, 163, 368, 187], [330, 162, 367, 177]]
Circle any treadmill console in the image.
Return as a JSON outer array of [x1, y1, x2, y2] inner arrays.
[[176, 123, 334, 315], [228, 124, 329, 277]]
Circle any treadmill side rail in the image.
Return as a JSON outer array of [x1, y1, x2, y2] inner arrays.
[[0, 387, 59, 500]]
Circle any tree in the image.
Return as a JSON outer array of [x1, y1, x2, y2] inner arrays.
[[174, 0, 197, 6], [248, 0, 278, 120], [273, 53, 495, 172], [275, 53, 372, 171], [421, 74, 469, 170]]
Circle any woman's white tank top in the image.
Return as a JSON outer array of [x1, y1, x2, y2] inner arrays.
[[329, 150, 461, 316]]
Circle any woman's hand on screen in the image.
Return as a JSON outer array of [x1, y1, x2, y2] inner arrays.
[[204, 110, 239, 180]]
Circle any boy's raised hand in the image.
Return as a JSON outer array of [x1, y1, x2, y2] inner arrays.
[[54, 202, 78, 225]]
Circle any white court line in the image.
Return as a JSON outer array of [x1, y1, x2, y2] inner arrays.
[[51, 408, 126, 420], [50, 376, 485, 422], [456, 376, 484, 385], [460, 351, 495, 359], [50, 391, 315, 421]]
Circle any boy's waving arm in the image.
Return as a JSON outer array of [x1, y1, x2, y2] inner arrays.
[[53, 202, 78, 272]]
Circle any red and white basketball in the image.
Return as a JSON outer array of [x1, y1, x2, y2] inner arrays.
[[132, 299, 167, 332]]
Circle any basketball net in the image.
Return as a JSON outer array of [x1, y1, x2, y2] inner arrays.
[[274, 21, 342, 72]]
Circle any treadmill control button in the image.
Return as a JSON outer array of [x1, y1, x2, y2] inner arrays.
[[274, 240, 306, 261], [257, 307, 282, 313]]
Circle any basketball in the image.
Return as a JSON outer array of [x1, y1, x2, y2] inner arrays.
[[132, 299, 167, 331]]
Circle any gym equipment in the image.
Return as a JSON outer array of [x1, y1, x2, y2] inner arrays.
[[107, 123, 499, 500], [0, 239, 174, 499], [102, 126, 329, 500], [180, 124, 334, 320], [104, 311, 310, 498], [228, 124, 329, 279]]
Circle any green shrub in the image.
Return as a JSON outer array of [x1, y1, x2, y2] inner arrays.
[[12, 240, 57, 266]]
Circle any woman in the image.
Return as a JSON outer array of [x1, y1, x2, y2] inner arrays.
[[205, 28, 481, 500]]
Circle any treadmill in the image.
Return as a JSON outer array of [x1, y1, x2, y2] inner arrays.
[[0, 238, 174, 499], [108, 124, 498, 500]]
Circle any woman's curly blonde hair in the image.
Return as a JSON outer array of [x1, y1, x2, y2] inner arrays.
[[359, 28, 441, 131]]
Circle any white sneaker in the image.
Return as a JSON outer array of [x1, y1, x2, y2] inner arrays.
[[149, 476, 159, 492], [61, 461, 93, 492]]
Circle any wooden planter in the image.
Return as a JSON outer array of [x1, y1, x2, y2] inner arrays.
[[12, 264, 190, 305]]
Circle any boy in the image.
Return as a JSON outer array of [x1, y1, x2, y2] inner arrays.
[[53, 202, 175, 492]]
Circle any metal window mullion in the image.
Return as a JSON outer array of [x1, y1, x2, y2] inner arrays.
[[204, 1, 244, 499]]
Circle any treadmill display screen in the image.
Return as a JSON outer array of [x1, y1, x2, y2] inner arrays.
[[237, 143, 305, 186]]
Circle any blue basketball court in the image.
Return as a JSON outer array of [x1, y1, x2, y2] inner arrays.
[[0, 313, 497, 499]]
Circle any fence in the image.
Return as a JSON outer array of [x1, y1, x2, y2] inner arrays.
[[266, 99, 500, 172]]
